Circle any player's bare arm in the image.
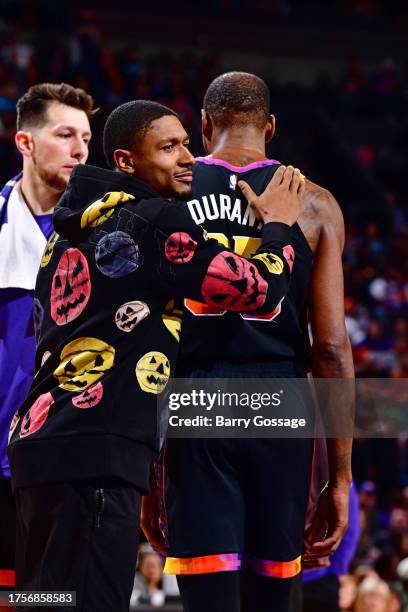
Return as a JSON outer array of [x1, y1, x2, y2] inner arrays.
[[299, 181, 354, 563]]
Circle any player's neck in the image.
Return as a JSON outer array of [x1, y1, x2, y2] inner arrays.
[[209, 130, 267, 167], [20, 167, 61, 216]]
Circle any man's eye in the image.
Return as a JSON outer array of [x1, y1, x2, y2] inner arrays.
[[162, 144, 174, 151], [59, 133, 71, 139]]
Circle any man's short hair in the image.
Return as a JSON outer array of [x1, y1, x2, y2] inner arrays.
[[16, 83, 96, 130], [103, 100, 178, 169], [203, 72, 270, 129]]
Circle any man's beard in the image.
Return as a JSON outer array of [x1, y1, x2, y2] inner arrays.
[[172, 184, 193, 201], [32, 149, 68, 193], [37, 166, 68, 192]]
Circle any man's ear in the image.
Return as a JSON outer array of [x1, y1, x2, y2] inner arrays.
[[265, 114, 275, 143], [15, 131, 34, 158], [113, 149, 135, 174], [201, 110, 213, 142]]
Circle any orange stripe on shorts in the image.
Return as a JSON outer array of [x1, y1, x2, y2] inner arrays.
[[245, 555, 302, 578], [164, 553, 242, 575]]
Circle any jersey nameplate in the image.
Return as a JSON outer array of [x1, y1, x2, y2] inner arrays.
[[187, 194, 263, 229]]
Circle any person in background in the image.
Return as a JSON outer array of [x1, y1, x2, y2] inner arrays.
[[130, 544, 166, 608], [0, 82, 94, 591], [338, 574, 358, 610], [354, 576, 391, 612]]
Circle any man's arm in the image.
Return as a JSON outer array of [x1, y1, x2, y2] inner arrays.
[[303, 185, 354, 563]]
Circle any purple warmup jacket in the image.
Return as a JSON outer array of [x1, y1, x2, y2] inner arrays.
[[0, 208, 53, 479]]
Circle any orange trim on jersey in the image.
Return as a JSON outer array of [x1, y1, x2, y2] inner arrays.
[[245, 555, 302, 578], [0, 569, 15, 586], [164, 553, 242, 575]]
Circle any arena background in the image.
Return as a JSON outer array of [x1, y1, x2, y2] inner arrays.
[[0, 0, 407, 609]]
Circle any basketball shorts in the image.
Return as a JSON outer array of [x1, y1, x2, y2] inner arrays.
[[162, 360, 314, 579]]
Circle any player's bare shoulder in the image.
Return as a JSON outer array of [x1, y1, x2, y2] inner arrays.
[[298, 179, 345, 253]]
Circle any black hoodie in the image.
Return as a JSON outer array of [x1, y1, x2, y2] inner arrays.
[[8, 164, 295, 492]]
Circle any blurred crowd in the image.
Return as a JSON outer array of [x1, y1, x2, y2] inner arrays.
[[345, 481, 408, 611], [0, 4, 407, 611]]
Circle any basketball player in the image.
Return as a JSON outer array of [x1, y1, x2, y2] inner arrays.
[[144, 73, 354, 612], [0, 83, 93, 591], [8, 100, 304, 611]]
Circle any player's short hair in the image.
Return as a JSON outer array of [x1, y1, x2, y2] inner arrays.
[[103, 100, 178, 169], [203, 72, 270, 129], [16, 83, 96, 130]]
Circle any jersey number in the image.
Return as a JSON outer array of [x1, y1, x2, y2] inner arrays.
[[184, 233, 282, 321]]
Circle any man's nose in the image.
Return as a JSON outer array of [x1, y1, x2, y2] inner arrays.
[[72, 137, 89, 161], [179, 145, 195, 167]]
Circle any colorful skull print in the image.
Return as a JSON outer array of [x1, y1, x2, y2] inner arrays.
[[165, 232, 197, 264], [115, 301, 150, 332], [252, 252, 284, 275], [95, 231, 139, 278], [80, 191, 135, 229], [20, 392, 54, 438], [282, 245, 295, 272], [53, 337, 115, 392], [40, 231, 59, 268], [201, 251, 267, 311], [136, 352, 170, 394], [161, 300, 183, 342], [50, 248, 91, 325], [33, 298, 44, 341], [72, 382, 104, 408]]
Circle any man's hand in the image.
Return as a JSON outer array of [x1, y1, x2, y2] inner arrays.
[[303, 481, 350, 568], [238, 165, 305, 226], [140, 462, 168, 556], [140, 493, 167, 556]]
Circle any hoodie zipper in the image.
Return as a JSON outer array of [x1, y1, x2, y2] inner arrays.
[[94, 488, 105, 528]]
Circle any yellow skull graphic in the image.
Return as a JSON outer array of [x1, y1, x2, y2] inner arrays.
[[40, 232, 59, 268], [54, 337, 115, 392], [80, 191, 135, 229], [252, 252, 284, 275], [161, 300, 183, 342], [136, 351, 170, 394]]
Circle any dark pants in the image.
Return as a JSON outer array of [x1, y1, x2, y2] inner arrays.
[[15, 480, 141, 612], [302, 574, 340, 612], [177, 572, 298, 612]]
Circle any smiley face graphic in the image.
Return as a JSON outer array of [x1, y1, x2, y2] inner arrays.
[[20, 392, 54, 438], [80, 191, 135, 229], [72, 382, 104, 408], [54, 337, 115, 392], [50, 249, 91, 325], [165, 232, 197, 264], [115, 301, 150, 333], [136, 351, 170, 394], [40, 232, 59, 268], [95, 231, 140, 278], [161, 300, 183, 342]]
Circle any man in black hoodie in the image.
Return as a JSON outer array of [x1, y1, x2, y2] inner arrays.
[[8, 100, 304, 611]]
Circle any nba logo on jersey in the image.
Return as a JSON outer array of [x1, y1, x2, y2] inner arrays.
[[229, 174, 237, 190]]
